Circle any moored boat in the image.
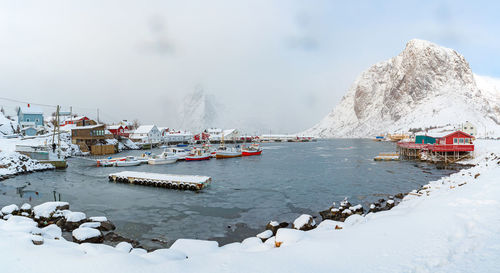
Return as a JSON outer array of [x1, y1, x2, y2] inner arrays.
[[215, 146, 242, 159], [241, 144, 263, 156], [115, 156, 141, 167], [185, 148, 211, 161], [147, 151, 178, 165], [97, 157, 125, 167], [166, 148, 189, 160]]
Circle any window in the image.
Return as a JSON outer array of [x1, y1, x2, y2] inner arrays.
[[459, 138, 464, 144], [465, 138, 470, 144], [453, 138, 458, 144], [35, 119, 39, 123], [26, 118, 30, 122]]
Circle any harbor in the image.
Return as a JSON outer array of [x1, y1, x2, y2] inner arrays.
[[0, 140, 458, 249]]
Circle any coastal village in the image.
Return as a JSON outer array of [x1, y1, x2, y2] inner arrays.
[[1, 103, 315, 155]]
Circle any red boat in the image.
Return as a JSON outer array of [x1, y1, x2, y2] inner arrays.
[[185, 148, 211, 161], [241, 144, 263, 156]]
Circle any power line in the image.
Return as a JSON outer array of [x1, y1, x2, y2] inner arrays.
[[0, 96, 57, 108], [0, 95, 125, 124]]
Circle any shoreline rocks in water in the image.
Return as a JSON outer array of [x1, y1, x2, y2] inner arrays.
[[0, 201, 135, 249]]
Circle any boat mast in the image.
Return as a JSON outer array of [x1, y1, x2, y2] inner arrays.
[[57, 105, 61, 158]]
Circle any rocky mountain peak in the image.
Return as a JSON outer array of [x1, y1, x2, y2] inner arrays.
[[303, 39, 500, 138]]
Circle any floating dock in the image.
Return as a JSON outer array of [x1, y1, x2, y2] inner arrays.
[[373, 153, 400, 161], [108, 171, 211, 191]]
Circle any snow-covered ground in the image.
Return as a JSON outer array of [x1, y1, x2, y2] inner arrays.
[[1, 140, 500, 272], [0, 151, 53, 176]]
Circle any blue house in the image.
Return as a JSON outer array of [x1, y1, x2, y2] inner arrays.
[[17, 105, 44, 136]]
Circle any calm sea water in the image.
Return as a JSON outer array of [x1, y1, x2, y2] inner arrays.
[[0, 140, 456, 248]]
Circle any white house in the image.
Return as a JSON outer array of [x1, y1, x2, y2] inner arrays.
[[129, 125, 161, 144], [164, 131, 193, 143], [461, 121, 477, 137], [209, 129, 239, 142]]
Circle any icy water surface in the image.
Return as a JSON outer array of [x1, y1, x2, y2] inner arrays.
[[0, 140, 457, 248]]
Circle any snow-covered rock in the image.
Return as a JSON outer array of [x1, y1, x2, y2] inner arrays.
[[256, 230, 273, 241], [1, 204, 19, 215], [79, 222, 101, 229], [115, 242, 133, 253], [20, 203, 31, 211], [89, 216, 108, 222], [292, 214, 316, 231], [65, 211, 86, 223], [72, 227, 103, 244], [170, 239, 219, 257], [275, 228, 305, 247], [304, 39, 500, 138], [33, 202, 69, 219], [41, 224, 62, 240]]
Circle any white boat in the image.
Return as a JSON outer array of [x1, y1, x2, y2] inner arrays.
[[148, 151, 178, 165], [115, 156, 141, 167], [165, 148, 189, 160], [215, 133, 241, 159], [215, 145, 242, 159]]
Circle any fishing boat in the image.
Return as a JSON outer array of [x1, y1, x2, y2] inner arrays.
[[148, 151, 178, 165], [201, 143, 217, 158], [215, 133, 242, 159], [97, 156, 125, 167], [165, 147, 189, 160], [185, 148, 211, 161], [241, 143, 263, 156], [115, 156, 141, 167], [215, 145, 242, 159]]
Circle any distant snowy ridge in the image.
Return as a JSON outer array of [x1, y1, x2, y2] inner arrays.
[[178, 86, 220, 132], [303, 39, 500, 138]]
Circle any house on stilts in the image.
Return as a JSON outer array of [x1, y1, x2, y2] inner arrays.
[[397, 131, 474, 163]]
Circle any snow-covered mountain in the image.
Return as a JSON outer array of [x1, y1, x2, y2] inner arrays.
[[178, 86, 221, 132], [303, 39, 500, 138]]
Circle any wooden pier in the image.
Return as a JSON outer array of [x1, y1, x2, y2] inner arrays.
[[108, 171, 211, 191], [373, 153, 400, 161]]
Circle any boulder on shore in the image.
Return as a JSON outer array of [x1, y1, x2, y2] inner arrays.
[[72, 227, 104, 244], [292, 214, 316, 231]]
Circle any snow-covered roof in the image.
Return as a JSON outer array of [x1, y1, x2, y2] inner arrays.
[[62, 116, 87, 122], [70, 124, 105, 130], [107, 125, 122, 130], [134, 125, 157, 134], [223, 129, 237, 136], [19, 106, 43, 115]]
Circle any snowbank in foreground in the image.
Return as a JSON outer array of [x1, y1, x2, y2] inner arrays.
[[1, 140, 500, 272]]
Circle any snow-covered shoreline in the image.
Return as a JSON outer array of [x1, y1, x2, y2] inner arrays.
[[0, 151, 54, 178], [1, 140, 500, 272]]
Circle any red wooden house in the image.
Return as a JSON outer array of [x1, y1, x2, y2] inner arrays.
[[61, 116, 94, 127], [397, 130, 474, 163], [107, 125, 130, 137], [431, 131, 474, 152], [194, 132, 210, 142]]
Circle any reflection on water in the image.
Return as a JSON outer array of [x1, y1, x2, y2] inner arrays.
[[0, 140, 457, 248]]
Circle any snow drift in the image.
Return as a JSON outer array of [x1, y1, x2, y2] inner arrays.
[[304, 39, 500, 138]]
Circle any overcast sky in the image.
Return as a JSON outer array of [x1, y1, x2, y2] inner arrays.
[[0, 0, 499, 133]]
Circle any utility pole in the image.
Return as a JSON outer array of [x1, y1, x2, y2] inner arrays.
[[97, 108, 100, 124]]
